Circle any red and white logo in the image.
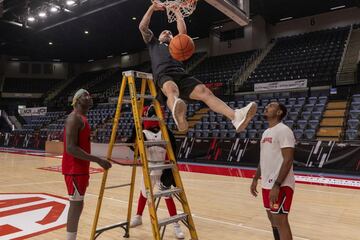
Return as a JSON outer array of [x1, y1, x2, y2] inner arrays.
[[0, 193, 69, 239]]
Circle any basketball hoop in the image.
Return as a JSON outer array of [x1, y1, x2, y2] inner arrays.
[[153, 0, 197, 23]]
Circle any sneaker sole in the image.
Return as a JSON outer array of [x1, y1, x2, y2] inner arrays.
[[173, 99, 188, 132], [237, 102, 257, 132]]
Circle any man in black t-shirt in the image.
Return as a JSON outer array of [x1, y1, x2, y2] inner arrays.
[[139, 2, 257, 133]]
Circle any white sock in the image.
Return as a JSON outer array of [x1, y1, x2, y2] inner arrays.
[[67, 231, 77, 240]]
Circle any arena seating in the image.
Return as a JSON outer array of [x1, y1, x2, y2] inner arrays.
[[246, 27, 349, 88], [3, 78, 63, 93], [346, 94, 360, 140], [190, 50, 256, 84], [187, 92, 328, 140]]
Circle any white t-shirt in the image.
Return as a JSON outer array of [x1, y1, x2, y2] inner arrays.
[[260, 122, 295, 190]]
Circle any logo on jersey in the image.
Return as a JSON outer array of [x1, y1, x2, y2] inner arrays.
[[0, 193, 69, 239], [262, 137, 273, 144]]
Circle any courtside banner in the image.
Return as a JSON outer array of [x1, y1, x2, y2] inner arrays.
[[19, 107, 47, 116], [177, 138, 360, 175], [254, 79, 307, 92]]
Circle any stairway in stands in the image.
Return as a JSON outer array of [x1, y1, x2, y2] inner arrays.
[[317, 100, 348, 141]]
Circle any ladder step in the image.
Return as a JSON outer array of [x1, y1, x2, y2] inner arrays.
[[144, 140, 167, 146], [96, 221, 127, 233], [148, 163, 174, 171], [105, 183, 131, 189], [114, 143, 135, 147], [114, 140, 167, 147], [137, 94, 155, 100], [158, 213, 188, 227], [154, 187, 182, 199]]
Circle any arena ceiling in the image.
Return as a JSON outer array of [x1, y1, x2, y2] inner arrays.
[[0, 0, 358, 62]]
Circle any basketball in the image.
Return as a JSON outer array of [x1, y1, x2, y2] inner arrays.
[[169, 34, 195, 61]]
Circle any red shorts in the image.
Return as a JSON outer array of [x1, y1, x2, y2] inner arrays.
[[262, 186, 294, 214], [64, 175, 90, 201]]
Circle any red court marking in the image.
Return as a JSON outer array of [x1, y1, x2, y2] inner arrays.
[[0, 197, 44, 209], [0, 224, 22, 236]]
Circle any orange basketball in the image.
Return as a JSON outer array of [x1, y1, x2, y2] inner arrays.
[[169, 34, 195, 61]]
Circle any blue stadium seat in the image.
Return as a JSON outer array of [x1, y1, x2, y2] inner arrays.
[[308, 120, 320, 129], [285, 120, 294, 128], [346, 129, 358, 140], [293, 129, 304, 139], [348, 119, 359, 129], [314, 104, 325, 112], [312, 112, 322, 120], [308, 97, 318, 104], [349, 110, 360, 119], [301, 112, 311, 120], [297, 120, 308, 129], [304, 129, 316, 140], [248, 129, 257, 139], [211, 129, 220, 138], [352, 94, 360, 103], [351, 102, 360, 111]]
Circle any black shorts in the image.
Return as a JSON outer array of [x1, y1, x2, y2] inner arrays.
[[156, 72, 203, 102]]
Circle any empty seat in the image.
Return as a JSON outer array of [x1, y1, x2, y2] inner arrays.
[[297, 97, 306, 105], [304, 129, 316, 140], [318, 96, 328, 104], [351, 102, 360, 110], [308, 97, 318, 104], [293, 129, 304, 139], [349, 110, 360, 119], [289, 112, 299, 121], [352, 94, 360, 103], [254, 121, 263, 130], [211, 129, 220, 137], [301, 112, 311, 120], [346, 129, 358, 140], [312, 112, 322, 120], [220, 129, 228, 138], [297, 120, 308, 129], [248, 129, 257, 139], [348, 119, 360, 129], [303, 104, 314, 112], [308, 120, 320, 129], [293, 104, 303, 112], [203, 129, 210, 138], [283, 119, 294, 128], [228, 130, 236, 138], [238, 131, 247, 139], [314, 104, 325, 112]]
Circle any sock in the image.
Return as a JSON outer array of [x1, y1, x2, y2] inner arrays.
[[272, 227, 280, 240], [67, 231, 77, 240], [136, 192, 147, 216], [165, 197, 177, 216]]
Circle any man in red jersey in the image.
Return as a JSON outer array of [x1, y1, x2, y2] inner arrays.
[[62, 89, 112, 240]]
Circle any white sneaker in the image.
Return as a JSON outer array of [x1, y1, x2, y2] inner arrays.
[[129, 215, 142, 228], [172, 97, 188, 132], [173, 222, 185, 239], [232, 102, 257, 132]]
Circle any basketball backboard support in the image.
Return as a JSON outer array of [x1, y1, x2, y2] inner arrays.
[[205, 0, 249, 26]]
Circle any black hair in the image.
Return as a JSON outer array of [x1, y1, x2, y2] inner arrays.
[[278, 103, 287, 120]]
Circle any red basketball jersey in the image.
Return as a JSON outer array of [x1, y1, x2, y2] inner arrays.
[[62, 113, 91, 175]]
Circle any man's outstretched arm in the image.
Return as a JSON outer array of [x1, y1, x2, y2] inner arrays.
[[139, 3, 164, 43]]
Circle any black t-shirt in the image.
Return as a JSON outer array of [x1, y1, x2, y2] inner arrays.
[[147, 36, 185, 80]]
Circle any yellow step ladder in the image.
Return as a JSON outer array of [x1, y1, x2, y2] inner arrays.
[[90, 70, 198, 240]]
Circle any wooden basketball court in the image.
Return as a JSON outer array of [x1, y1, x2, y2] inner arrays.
[[1, 151, 360, 240]]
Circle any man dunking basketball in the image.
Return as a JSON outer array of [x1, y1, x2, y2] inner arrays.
[[62, 89, 112, 240], [250, 102, 295, 240], [139, 2, 257, 132]]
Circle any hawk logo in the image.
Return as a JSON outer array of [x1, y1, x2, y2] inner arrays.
[[0, 193, 69, 239], [262, 137, 273, 144]]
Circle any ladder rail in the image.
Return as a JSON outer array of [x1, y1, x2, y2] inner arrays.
[[90, 74, 128, 239], [147, 78, 199, 239], [128, 75, 162, 239]]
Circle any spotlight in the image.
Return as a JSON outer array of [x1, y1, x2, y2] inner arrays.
[[27, 16, 35, 22], [84, 30, 89, 34], [49, 42, 53, 45], [66, 0, 75, 6], [38, 11, 47, 18], [50, 6, 59, 12], [132, 17, 136, 20]]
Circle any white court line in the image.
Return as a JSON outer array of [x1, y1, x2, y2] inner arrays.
[[86, 193, 310, 240]]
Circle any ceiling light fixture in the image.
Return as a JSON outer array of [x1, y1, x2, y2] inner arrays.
[[280, 17, 293, 21], [66, 0, 75, 6], [50, 6, 59, 12], [192, 37, 200, 40], [330, 5, 346, 10], [88, 59, 94, 62], [132, 17, 136, 20], [121, 52, 128, 55], [84, 30, 89, 34], [38, 11, 47, 18], [49, 42, 53, 45], [27, 16, 35, 22]]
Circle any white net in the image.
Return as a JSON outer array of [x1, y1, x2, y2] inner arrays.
[[153, 0, 197, 23]]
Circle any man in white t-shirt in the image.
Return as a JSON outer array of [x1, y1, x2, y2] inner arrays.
[[250, 102, 295, 240]]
